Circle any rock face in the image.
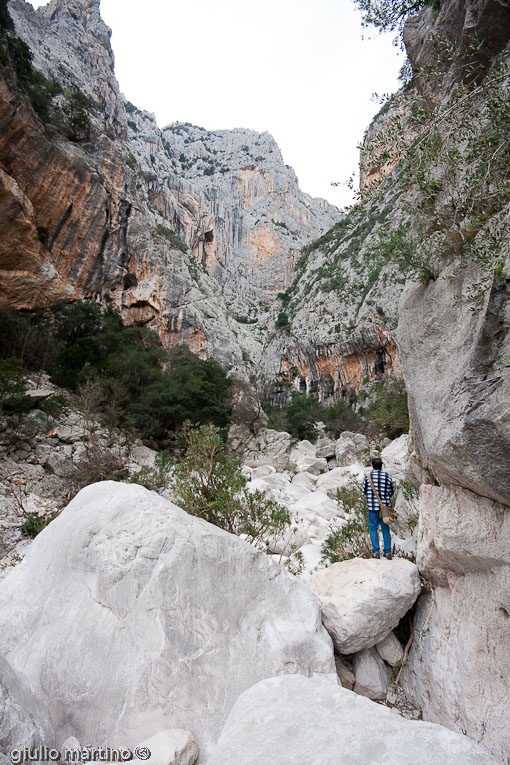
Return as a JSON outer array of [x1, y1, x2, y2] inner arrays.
[[398, 269, 510, 508], [402, 484, 510, 761], [0, 481, 334, 762], [404, 0, 510, 100], [3, 0, 340, 387], [308, 557, 421, 653], [207, 674, 499, 765], [0, 654, 55, 751]]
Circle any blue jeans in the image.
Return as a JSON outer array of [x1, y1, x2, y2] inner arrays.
[[368, 510, 391, 555]]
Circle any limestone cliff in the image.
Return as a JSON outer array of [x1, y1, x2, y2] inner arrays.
[[2, 0, 340, 401]]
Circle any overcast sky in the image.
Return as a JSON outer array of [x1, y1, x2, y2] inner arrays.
[[29, 0, 404, 208]]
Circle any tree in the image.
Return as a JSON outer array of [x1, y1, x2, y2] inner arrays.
[[368, 379, 409, 438], [172, 424, 290, 549], [132, 345, 232, 437], [285, 392, 320, 441], [354, 0, 429, 36], [0, 0, 14, 33]]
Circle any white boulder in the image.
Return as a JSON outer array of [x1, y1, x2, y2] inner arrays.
[[229, 426, 292, 471], [291, 472, 318, 490], [0, 654, 55, 751], [289, 441, 327, 475], [352, 646, 390, 701], [0, 482, 334, 761], [308, 557, 421, 653], [207, 675, 498, 765], [315, 465, 364, 500], [134, 729, 198, 765], [130, 445, 158, 468], [315, 437, 336, 460], [381, 434, 409, 481], [375, 631, 404, 667], [290, 490, 340, 522], [334, 432, 369, 467]]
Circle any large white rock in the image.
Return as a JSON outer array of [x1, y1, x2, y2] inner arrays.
[[381, 434, 409, 481], [334, 431, 369, 467], [352, 646, 390, 701], [134, 729, 198, 765], [315, 465, 364, 499], [130, 445, 158, 468], [403, 483, 510, 762], [229, 426, 292, 471], [289, 441, 327, 475], [308, 557, 421, 653], [375, 631, 404, 667], [290, 490, 340, 522], [207, 675, 498, 765], [0, 482, 334, 762], [291, 472, 318, 490], [0, 655, 55, 751], [315, 437, 336, 460]]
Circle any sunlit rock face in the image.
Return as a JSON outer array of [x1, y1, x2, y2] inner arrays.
[[122, 116, 341, 319]]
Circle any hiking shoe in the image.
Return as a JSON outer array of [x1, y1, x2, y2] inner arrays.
[[371, 552, 380, 559], [384, 553, 392, 560]]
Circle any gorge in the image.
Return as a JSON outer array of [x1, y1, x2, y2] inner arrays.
[[0, 0, 509, 763]]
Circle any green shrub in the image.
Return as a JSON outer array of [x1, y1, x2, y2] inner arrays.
[[123, 273, 138, 289], [322, 399, 363, 438], [131, 345, 232, 438], [155, 225, 187, 253], [0, 358, 31, 412], [275, 311, 291, 332], [367, 379, 409, 438], [129, 450, 173, 490], [172, 424, 290, 549], [21, 512, 58, 538], [285, 393, 321, 441], [321, 479, 371, 564]]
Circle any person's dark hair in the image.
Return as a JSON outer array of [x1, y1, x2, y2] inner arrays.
[[372, 457, 383, 470]]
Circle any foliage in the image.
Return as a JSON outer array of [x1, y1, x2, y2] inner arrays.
[[0, 11, 97, 138], [0, 303, 231, 440], [321, 479, 371, 564], [172, 424, 290, 549], [284, 393, 321, 441], [367, 379, 409, 438], [275, 311, 291, 333], [131, 345, 232, 438], [0, 0, 14, 32], [365, 225, 439, 284], [0, 358, 26, 402], [354, 0, 429, 36], [155, 224, 187, 253], [39, 394, 68, 422], [20, 512, 58, 538], [360, 56, 510, 294], [123, 272, 138, 289], [59, 89, 96, 142], [129, 450, 173, 490], [322, 398, 363, 438]]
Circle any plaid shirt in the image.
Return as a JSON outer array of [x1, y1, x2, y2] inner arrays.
[[363, 470, 394, 512]]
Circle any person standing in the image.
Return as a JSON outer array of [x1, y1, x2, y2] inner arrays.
[[362, 457, 394, 560]]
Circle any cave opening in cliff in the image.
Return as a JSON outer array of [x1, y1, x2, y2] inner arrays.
[[205, 230, 214, 243]]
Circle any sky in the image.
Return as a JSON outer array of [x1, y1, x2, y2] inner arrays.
[[28, 0, 404, 208]]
